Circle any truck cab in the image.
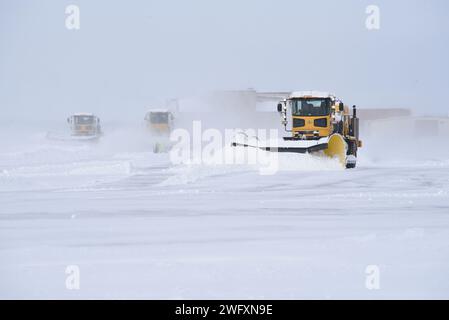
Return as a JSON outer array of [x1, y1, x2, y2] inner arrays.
[[67, 113, 101, 137], [144, 109, 174, 136], [278, 91, 347, 140]]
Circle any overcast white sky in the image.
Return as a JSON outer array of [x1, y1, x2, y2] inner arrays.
[[1, 0, 448, 123]]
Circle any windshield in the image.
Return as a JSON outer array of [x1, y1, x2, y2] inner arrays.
[[150, 112, 169, 124], [291, 98, 331, 116], [74, 116, 95, 125]]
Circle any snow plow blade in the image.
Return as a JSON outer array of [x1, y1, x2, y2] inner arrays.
[[231, 133, 351, 168], [324, 134, 347, 166], [230, 142, 329, 154]]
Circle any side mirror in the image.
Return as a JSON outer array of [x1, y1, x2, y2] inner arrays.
[[339, 102, 344, 112], [277, 103, 283, 113]]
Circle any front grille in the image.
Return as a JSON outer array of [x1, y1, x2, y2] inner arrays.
[[314, 118, 327, 127], [293, 118, 305, 127]]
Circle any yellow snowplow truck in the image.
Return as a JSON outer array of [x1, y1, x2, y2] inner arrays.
[[144, 109, 174, 136], [67, 113, 102, 137], [232, 91, 362, 168], [144, 109, 174, 153]]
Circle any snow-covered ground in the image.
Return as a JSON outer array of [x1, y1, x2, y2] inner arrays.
[[0, 126, 448, 299]]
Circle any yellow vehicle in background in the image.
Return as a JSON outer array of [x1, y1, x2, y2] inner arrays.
[[144, 109, 174, 135], [144, 109, 174, 153], [67, 113, 102, 138]]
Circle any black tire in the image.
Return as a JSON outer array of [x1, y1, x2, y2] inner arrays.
[[346, 162, 356, 169], [346, 140, 357, 157]]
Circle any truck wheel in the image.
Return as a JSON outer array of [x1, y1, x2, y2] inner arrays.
[[346, 162, 356, 169]]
